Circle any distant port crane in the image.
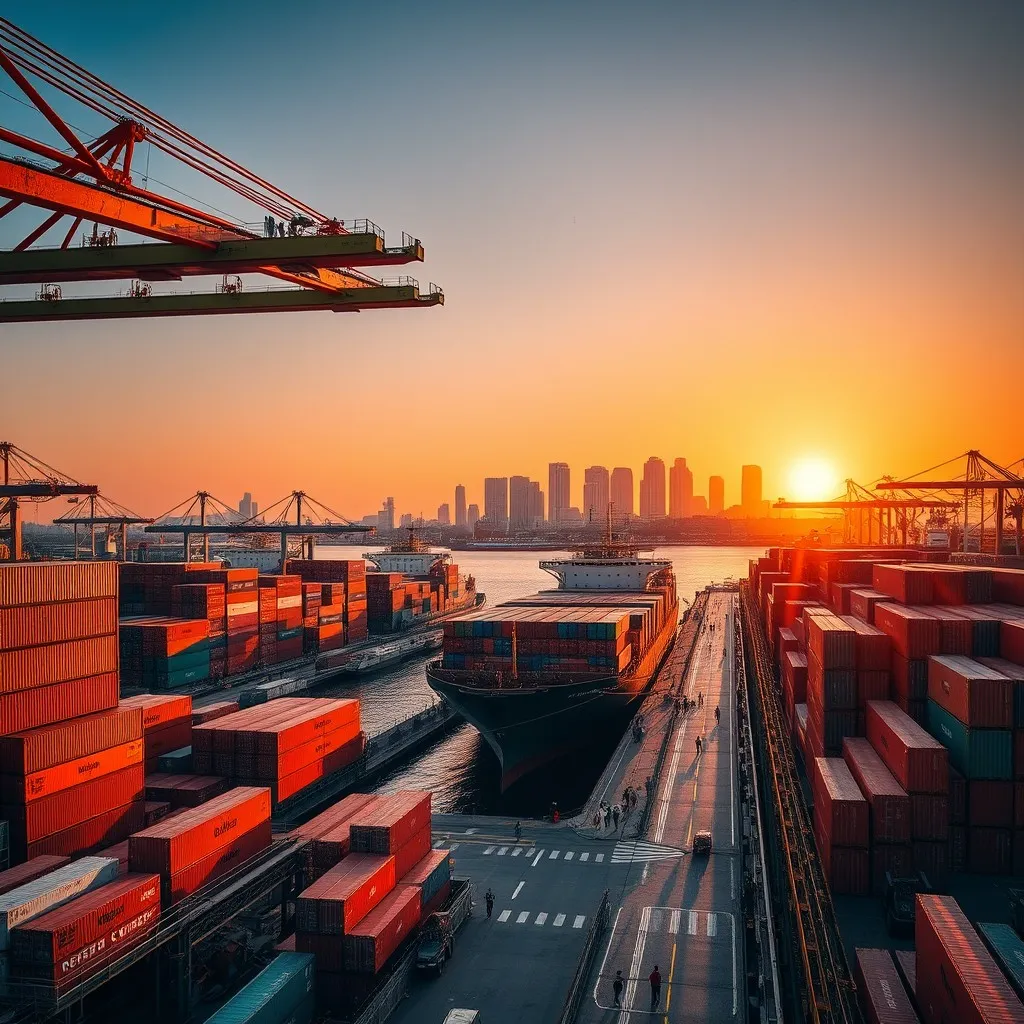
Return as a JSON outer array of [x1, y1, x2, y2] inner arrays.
[[0, 18, 443, 321], [53, 491, 153, 561]]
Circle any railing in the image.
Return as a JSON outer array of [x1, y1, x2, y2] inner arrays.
[[557, 890, 610, 1024]]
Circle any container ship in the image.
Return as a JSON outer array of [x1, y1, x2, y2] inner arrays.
[[426, 537, 678, 789]]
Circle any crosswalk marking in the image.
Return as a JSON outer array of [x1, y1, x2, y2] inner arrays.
[[554, 913, 566, 927], [449, 843, 459, 852], [516, 911, 529, 924], [573, 915, 586, 929], [579, 852, 589, 862], [564, 851, 574, 861], [669, 910, 681, 934], [628, 909, 724, 937], [511, 847, 522, 857], [707, 914, 717, 937], [497, 846, 508, 856], [595, 853, 604, 863], [484, 845, 495, 855], [492, 909, 584, 929], [536, 913, 547, 925], [611, 840, 686, 864], [549, 850, 560, 859], [532, 849, 544, 866], [688, 911, 698, 935], [511, 882, 525, 900], [525, 848, 536, 857], [649, 909, 664, 933], [498, 910, 510, 922], [433, 839, 444, 848]]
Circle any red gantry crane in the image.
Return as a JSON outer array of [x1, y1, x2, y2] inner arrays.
[[0, 18, 443, 321]]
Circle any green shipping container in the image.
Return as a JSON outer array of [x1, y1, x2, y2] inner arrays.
[[976, 922, 1024, 1002], [925, 700, 1012, 780]]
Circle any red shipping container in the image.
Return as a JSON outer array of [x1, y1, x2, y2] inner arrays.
[[144, 801, 170, 826], [342, 884, 421, 974], [874, 605, 942, 661], [129, 787, 271, 875], [949, 824, 967, 871], [911, 841, 948, 886], [144, 775, 229, 808], [0, 705, 143, 775], [0, 598, 117, 652], [817, 835, 870, 894], [909, 794, 948, 841], [249, 699, 360, 757], [841, 737, 910, 844], [869, 845, 913, 895], [0, 856, 71, 896], [22, 801, 145, 862], [143, 721, 192, 762], [291, 793, 379, 844], [927, 655, 1013, 728], [967, 826, 1012, 874], [295, 854, 396, 934], [3, 765, 145, 843], [948, 768, 966, 824], [916, 895, 1024, 1024], [0, 561, 117, 607], [865, 701, 948, 794], [294, 930, 346, 971], [858, 671, 891, 707], [2, 740, 144, 804], [191, 701, 240, 725], [891, 654, 928, 701], [849, 588, 891, 625], [892, 949, 916, 1001], [164, 821, 271, 903], [967, 779, 1013, 828], [10, 872, 160, 971], [118, 694, 192, 731], [839, 616, 891, 670], [349, 791, 432, 855], [806, 612, 857, 669], [0, 635, 118, 694], [873, 564, 934, 605], [854, 947, 919, 1024], [812, 758, 869, 847], [911, 607, 971, 656], [393, 826, 432, 879], [1002, 621, 1024, 664]]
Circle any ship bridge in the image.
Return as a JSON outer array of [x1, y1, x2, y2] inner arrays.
[[539, 555, 672, 590]]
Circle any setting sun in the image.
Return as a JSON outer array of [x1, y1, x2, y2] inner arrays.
[[787, 458, 839, 502]]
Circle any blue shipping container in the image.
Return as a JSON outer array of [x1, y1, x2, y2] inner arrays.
[[976, 922, 1024, 1002], [925, 700, 1012, 780], [204, 952, 315, 1024]]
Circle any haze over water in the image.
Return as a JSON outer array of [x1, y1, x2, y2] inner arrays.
[[315, 545, 759, 816]]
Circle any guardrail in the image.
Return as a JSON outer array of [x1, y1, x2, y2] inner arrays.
[[557, 890, 610, 1024]]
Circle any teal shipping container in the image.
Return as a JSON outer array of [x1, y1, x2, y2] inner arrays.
[[976, 922, 1024, 1002], [925, 700, 1012, 780], [204, 952, 315, 1024]]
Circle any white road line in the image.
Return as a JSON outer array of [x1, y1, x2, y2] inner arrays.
[[669, 910, 681, 934], [688, 910, 698, 935], [516, 911, 529, 924], [595, 853, 604, 863], [579, 852, 589, 862], [525, 848, 536, 857], [622, 905, 651, 1019], [564, 851, 574, 861], [549, 850, 559, 859], [511, 847, 522, 857], [649, 909, 663, 933], [484, 845, 495, 855], [497, 846, 508, 856], [536, 912, 548, 925], [591, 905, 623, 1008], [532, 849, 545, 866], [433, 840, 444, 848], [554, 913, 566, 927], [707, 913, 717, 937], [511, 881, 525, 900], [466, 827, 478, 834], [498, 909, 510, 922], [449, 843, 459, 852], [573, 915, 586, 929]]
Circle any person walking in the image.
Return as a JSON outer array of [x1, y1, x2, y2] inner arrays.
[[612, 804, 621, 829], [514, 820, 522, 842], [649, 965, 662, 1010], [698, 691, 704, 708], [695, 735, 702, 757], [612, 970, 624, 1007], [485, 888, 495, 919], [605, 803, 613, 828], [715, 705, 721, 725]]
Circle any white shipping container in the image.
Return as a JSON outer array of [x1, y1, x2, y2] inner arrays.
[[0, 856, 119, 950]]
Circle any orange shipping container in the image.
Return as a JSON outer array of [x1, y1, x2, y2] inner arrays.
[[118, 694, 192, 731], [0, 635, 118, 694], [21, 801, 145, 862], [0, 562, 118, 608], [2, 740, 144, 804], [0, 598, 118, 652]]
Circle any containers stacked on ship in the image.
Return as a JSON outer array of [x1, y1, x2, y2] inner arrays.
[[804, 611, 858, 758], [128, 786, 271, 903], [119, 617, 211, 690], [811, 757, 869, 894], [118, 694, 192, 775], [187, 567, 261, 676], [204, 952, 316, 1024], [172, 582, 227, 679], [291, 793, 380, 881], [853, 947, 920, 1024], [144, 774, 228, 808], [285, 560, 368, 644], [257, 574, 303, 666], [190, 698, 364, 806]]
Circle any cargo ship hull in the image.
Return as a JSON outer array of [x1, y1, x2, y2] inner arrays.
[[427, 604, 677, 790]]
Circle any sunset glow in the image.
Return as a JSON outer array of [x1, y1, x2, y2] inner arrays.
[[787, 459, 839, 503]]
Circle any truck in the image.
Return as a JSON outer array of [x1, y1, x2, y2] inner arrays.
[[417, 878, 471, 975]]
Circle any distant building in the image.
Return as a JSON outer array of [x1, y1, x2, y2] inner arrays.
[[583, 466, 610, 526], [399, 513, 414, 528], [437, 503, 451, 525], [467, 503, 480, 525], [548, 463, 571, 523], [483, 477, 509, 527], [610, 467, 634, 521], [509, 475, 534, 529], [669, 458, 693, 519], [379, 497, 396, 532], [560, 507, 583, 523], [529, 481, 544, 524], [709, 476, 725, 515], [691, 495, 708, 514], [741, 465, 763, 517], [454, 484, 467, 527], [238, 492, 255, 519], [640, 457, 666, 520]]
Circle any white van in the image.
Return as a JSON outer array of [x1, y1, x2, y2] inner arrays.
[[443, 1012, 480, 1024]]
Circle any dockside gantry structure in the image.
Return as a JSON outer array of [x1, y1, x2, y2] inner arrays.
[[0, 18, 443, 321]]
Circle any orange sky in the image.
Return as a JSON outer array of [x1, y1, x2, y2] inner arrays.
[[1, 4, 1022, 522]]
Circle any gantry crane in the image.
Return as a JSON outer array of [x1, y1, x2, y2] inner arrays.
[[875, 450, 1024, 555], [0, 442, 98, 560], [54, 492, 153, 561], [0, 18, 443, 321], [773, 478, 958, 546]]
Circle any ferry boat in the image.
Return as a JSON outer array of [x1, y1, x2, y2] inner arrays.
[[427, 533, 678, 789]]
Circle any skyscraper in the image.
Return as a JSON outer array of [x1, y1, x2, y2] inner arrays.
[[669, 458, 693, 519], [529, 481, 544, 524], [238, 492, 254, 519], [640, 457, 667, 520], [709, 475, 725, 515], [582, 466, 610, 525], [509, 475, 533, 529], [610, 467, 634, 521], [454, 484, 467, 527], [379, 497, 395, 532], [483, 477, 509, 526], [741, 465, 763, 517], [467, 503, 480, 524], [548, 462, 571, 523], [437, 503, 450, 525]]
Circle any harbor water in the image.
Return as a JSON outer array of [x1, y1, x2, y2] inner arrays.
[[314, 545, 760, 815]]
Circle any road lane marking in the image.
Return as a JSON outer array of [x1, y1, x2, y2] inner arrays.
[[449, 843, 459, 852], [433, 840, 444, 848], [573, 915, 586, 928], [466, 827, 478, 834], [669, 910, 681, 934], [549, 850, 559, 859], [532, 849, 544, 866], [516, 911, 529, 924], [649, 908, 663, 933], [595, 853, 604, 862], [564, 851, 574, 861], [579, 852, 589, 862], [484, 846, 495, 855], [497, 846, 508, 856], [554, 913, 566, 927], [665, 940, 678, 1011], [622, 905, 652, 1019], [497, 910, 510, 922], [707, 913, 717, 937], [511, 881, 524, 900], [688, 911, 698, 935], [525, 848, 536, 857], [511, 847, 522, 857], [536, 912, 547, 925]]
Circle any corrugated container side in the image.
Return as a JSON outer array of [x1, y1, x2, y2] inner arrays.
[[0, 857, 71, 898], [4, 740, 144, 804], [20, 802, 144, 862], [854, 947, 919, 1024], [202, 952, 315, 1024], [865, 701, 949, 794], [0, 674, 119, 736], [0, 562, 117, 608], [812, 758, 869, 847], [165, 821, 271, 903], [925, 700, 1012, 780], [927, 655, 1013, 729], [341, 885, 421, 974], [0, 636, 118, 694], [295, 854, 395, 935], [976, 922, 1024, 1003], [841, 737, 910, 844]]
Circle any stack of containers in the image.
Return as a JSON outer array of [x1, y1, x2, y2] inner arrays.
[[0, 856, 120, 986], [188, 568, 260, 676], [781, 651, 807, 729], [285, 561, 368, 645], [348, 791, 433, 881], [9, 872, 160, 991], [842, 738, 911, 891], [128, 786, 271, 903], [291, 793, 379, 881], [258, 575, 303, 665], [366, 573, 406, 633], [400, 849, 452, 923], [915, 894, 1024, 1024], [191, 700, 239, 725], [848, 588, 892, 626], [302, 584, 322, 654], [874, 604, 942, 724], [840, 616, 892, 711], [204, 952, 316, 1024], [853, 948, 919, 1024], [873, 564, 936, 606], [118, 617, 210, 690], [946, 605, 1002, 657], [145, 775, 228, 808], [0, 856, 71, 896], [811, 758, 869, 894], [118, 694, 192, 775], [118, 563, 220, 617], [764, 584, 817, 654], [314, 602, 345, 654], [776, 627, 799, 671], [865, 701, 949, 883], [171, 582, 227, 679], [804, 611, 858, 758], [925, 655, 1013, 873]]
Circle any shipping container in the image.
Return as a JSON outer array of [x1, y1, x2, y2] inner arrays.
[[915, 894, 1024, 1024], [400, 849, 451, 906], [191, 701, 240, 725], [349, 791, 431, 855], [201, 951, 315, 1024], [21, 801, 144, 862], [925, 700, 1012, 780], [806, 612, 857, 669], [854, 947, 919, 1024], [892, 949, 916, 1002], [948, 767, 966, 824], [841, 738, 910, 844], [816, 835, 869, 895], [849, 588, 892, 626], [909, 794, 948, 841], [0, 857, 70, 898], [977, 657, 1024, 728], [928, 655, 1013, 728], [144, 775, 229, 808], [0, 673, 119, 736], [393, 826, 433, 879], [873, 565, 934, 605], [0, 562, 117, 608], [976, 922, 1024, 1003], [118, 694, 192, 731], [165, 821, 271, 903], [1003, 621, 1024, 664], [967, 779, 1013, 828], [342, 885, 421, 974], [0, 635, 118, 694], [0, 598, 118, 652], [295, 854, 395, 935], [874, 605, 942, 661], [912, 840, 948, 886], [812, 758, 869, 847], [967, 827, 1012, 875], [1, 740, 144, 804], [865, 701, 948, 794]]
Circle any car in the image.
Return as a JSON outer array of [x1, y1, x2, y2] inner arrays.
[[693, 830, 712, 855], [883, 871, 933, 937], [417, 911, 454, 975]]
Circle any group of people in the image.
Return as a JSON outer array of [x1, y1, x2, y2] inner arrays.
[[611, 965, 663, 1010]]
